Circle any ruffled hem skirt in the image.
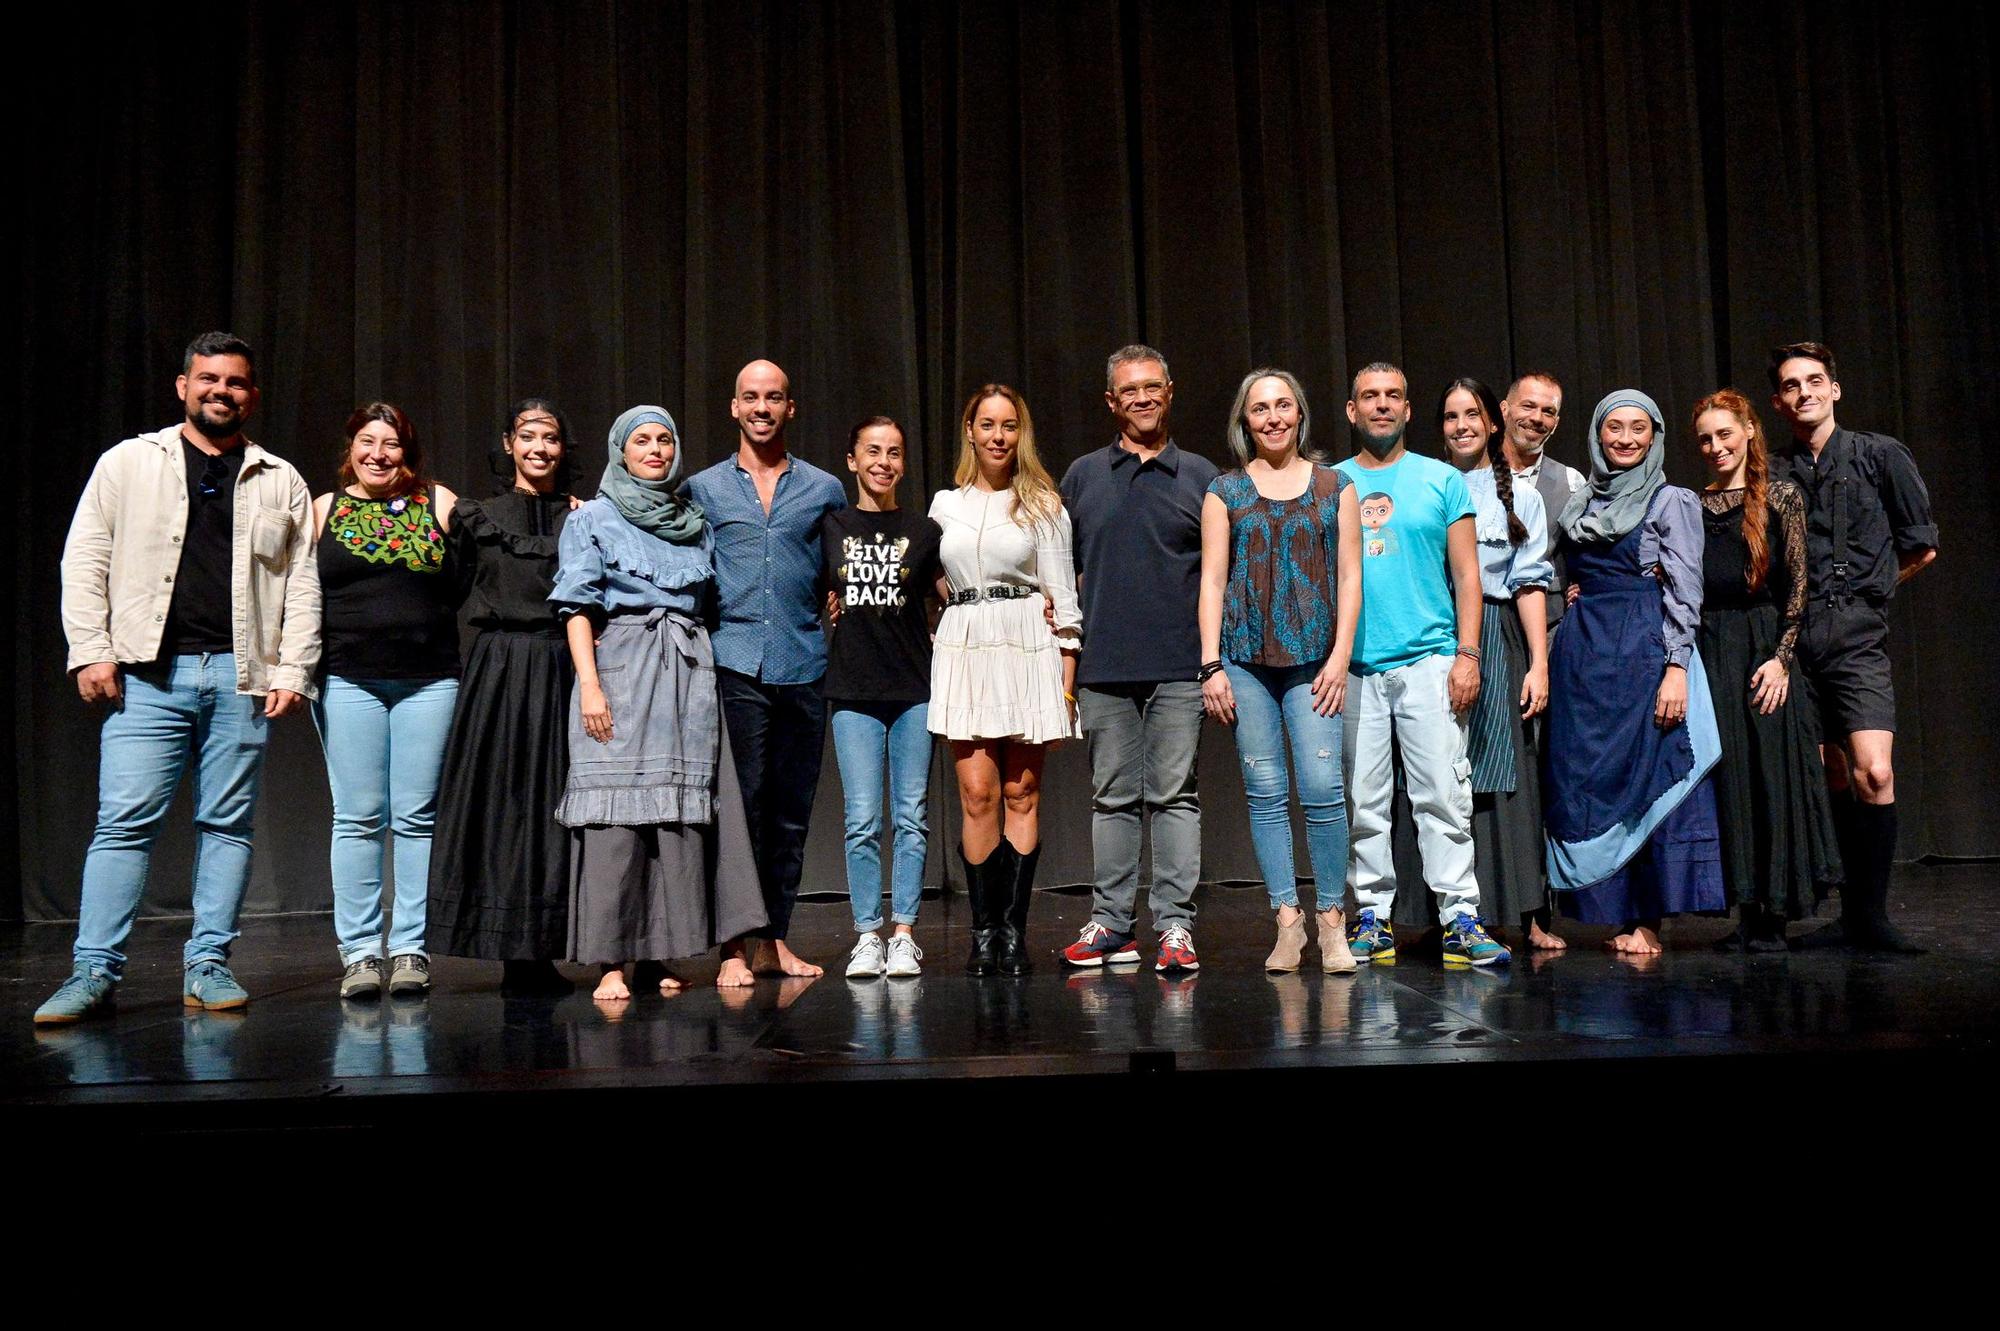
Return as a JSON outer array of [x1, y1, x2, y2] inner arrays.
[[928, 597, 1078, 743]]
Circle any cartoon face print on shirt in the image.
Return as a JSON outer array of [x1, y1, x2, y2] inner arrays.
[[840, 531, 915, 608], [1359, 491, 1399, 558]]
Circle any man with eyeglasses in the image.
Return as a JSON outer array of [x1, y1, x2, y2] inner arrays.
[[37, 332, 321, 1024], [1059, 344, 1218, 972]]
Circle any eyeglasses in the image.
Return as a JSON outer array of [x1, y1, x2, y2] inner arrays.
[[197, 455, 233, 498], [1114, 380, 1168, 403]]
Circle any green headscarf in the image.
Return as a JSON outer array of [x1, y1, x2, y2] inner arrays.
[[599, 404, 706, 545], [1559, 388, 1668, 545]]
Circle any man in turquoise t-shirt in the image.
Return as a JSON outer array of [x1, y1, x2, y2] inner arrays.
[[1333, 363, 1508, 966]]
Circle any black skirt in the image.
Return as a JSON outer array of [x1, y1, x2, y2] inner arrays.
[[1698, 602, 1841, 917], [426, 629, 574, 959]]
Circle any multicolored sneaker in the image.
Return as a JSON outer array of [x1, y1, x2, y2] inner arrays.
[[33, 963, 117, 1025], [1347, 909, 1396, 963], [1063, 922, 1142, 967], [1443, 914, 1512, 967], [183, 960, 251, 1011], [1154, 924, 1200, 972]]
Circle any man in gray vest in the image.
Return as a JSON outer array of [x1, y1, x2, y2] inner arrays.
[[1501, 371, 1583, 634]]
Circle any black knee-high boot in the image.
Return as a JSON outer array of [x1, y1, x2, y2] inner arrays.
[[997, 841, 1038, 976], [963, 845, 1002, 976]]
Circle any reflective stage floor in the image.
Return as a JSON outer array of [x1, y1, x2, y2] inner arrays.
[[6, 863, 1996, 1149]]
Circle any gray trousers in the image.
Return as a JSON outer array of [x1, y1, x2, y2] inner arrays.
[[1079, 681, 1204, 934]]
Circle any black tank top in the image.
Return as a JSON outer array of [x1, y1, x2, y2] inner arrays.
[[317, 488, 462, 680]]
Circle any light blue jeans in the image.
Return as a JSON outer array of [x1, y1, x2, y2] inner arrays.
[[74, 653, 270, 979], [830, 701, 931, 932], [314, 675, 459, 964], [1225, 661, 1349, 912]]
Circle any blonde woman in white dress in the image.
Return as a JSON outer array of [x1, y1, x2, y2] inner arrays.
[[929, 383, 1082, 976]]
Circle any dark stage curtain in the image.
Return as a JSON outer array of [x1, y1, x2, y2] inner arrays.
[[12, 0, 1997, 921]]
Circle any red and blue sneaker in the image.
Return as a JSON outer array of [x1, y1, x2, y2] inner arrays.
[[1154, 924, 1200, 972], [1063, 922, 1142, 967]]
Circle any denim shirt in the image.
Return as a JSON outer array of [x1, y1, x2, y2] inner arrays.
[[685, 454, 847, 684], [547, 498, 713, 618]]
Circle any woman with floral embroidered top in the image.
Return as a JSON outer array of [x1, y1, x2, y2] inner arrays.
[[1391, 378, 1561, 950], [929, 384, 1081, 976], [549, 405, 765, 1003], [1692, 389, 1841, 949], [426, 398, 581, 993], [1545, 389, 1726, 955], [1197, 368, 1362, 974], [312, 403, 463, 1000]]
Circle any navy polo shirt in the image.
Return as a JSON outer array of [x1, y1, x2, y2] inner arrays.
[[1059, 439, 1219, 686]]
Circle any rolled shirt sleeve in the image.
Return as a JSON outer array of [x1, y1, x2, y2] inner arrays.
[[1505, 482, 1554, 595], [1877, 436, 1940, 554], [1640, 487, 1704, 668]]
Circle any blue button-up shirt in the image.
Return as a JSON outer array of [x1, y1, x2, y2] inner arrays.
[[685, 453, 847, 684]]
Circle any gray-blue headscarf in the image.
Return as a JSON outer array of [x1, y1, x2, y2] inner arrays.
[[1559, 388, 1668, 545], [600, 404, 705, 545]]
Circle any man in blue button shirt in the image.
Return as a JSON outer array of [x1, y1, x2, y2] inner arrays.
[[687, 359, 847, 983]]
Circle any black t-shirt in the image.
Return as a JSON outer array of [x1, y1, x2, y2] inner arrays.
[[820, 506, 943, 704], [161, 434, 246, 657]]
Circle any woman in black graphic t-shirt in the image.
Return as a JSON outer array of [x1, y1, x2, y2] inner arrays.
[[820, 417, 945, 980]]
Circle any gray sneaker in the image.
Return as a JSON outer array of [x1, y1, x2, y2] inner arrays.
[[183, 960, 250, 1011], [388, 954, 431, 996], [340, 957, 385, 1001], [884, 933, 924, 977], [33, 963, 117, 1025], [845, 932, 887, 978]]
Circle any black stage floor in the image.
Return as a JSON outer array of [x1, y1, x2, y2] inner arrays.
[[6, 863, 1996, 1151]]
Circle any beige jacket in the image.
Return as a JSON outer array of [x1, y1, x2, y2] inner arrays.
[[61, 425, 322, 697]]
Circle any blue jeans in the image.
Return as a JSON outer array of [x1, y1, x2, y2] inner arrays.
[[1225, 661, 1348, 912], [74, 654, 271, 979], [830, 701, 932, 932], [314, 675, 459, 963]]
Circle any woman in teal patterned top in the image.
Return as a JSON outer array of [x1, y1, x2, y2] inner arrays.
[[1197, 368, 1362, 974]]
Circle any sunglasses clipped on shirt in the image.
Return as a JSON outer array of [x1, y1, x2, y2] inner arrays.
[[197, 453, 234, 498]]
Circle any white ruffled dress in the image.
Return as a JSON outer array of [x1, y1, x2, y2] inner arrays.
[[927, 485, 1082, 743]]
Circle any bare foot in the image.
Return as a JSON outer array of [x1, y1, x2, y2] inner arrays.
[[593, 967, 632, 1002], [658, 970, 687, 995], [716, 956, 755, 988], [1527, 919, 1568, 952], [1609, 927, 1663, 955], [754, 938, 824, 978]]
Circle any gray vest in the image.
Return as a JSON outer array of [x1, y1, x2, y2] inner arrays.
[[1529, 460, 1578, 632]]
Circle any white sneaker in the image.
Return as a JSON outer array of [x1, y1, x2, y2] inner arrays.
[[845, 932, 887, 978], [884, 933, 924, 977]]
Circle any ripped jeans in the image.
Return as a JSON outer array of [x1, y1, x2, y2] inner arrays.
[[1342, 653, 1479, 924], [1224, 661, 1349, 913]]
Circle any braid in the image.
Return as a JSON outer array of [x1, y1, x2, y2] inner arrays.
[[1488, 433, 1528, 545]]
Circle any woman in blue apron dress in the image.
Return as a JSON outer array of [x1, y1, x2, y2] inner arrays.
[[1544, 389, 1725, 954]]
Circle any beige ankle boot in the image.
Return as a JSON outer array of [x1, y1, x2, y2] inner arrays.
[[1265, 909, 1308, 973], [1318, 908, 1357, 974]]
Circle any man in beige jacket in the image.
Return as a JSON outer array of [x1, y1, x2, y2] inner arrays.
[[35, 332, 320, 1024]]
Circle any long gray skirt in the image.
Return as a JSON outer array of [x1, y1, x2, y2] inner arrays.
[[562, 613, 767, 963], [1391, 604, 1547, 928]]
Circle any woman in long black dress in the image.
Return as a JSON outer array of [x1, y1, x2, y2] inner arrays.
[[426, 399, 578, 993], [1691, 389, 1841, 949]]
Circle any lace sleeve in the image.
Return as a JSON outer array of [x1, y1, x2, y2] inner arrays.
[[1774, 481, 1807, 667]]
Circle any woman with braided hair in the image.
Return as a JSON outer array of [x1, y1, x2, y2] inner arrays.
[[1692, 389, 1840, 949], [1391, 378, 1560, 949]]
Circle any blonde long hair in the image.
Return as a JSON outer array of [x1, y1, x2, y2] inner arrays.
[[955, 383, 1061, 527]]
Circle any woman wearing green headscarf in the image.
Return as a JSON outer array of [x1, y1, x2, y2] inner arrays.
[[548, 406, 766, 1001]]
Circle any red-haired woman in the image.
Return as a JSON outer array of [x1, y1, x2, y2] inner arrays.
[[312, 403, 463, 999], [1693, 389, 1841, 949]]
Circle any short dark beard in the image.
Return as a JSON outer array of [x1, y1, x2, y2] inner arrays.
[[186, 400, 240, 441], [1357, 422, 1406, 457]]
